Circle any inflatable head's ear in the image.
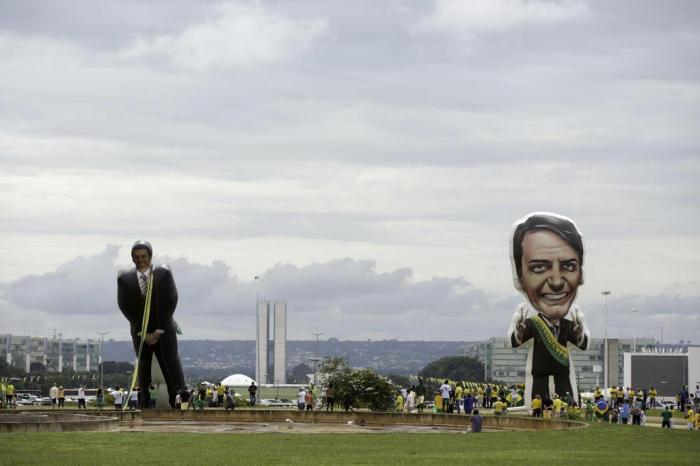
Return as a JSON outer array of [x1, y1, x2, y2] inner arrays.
[[510, 212, 585, 295]]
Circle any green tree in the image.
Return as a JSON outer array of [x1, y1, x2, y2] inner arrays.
[[320, 357, 394, 411], [418, 356, 484, 382], [287, 363, 313, 384]]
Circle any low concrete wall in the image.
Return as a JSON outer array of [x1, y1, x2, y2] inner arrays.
[[142, 409, 585, 430], [0, 412, 120, 433]]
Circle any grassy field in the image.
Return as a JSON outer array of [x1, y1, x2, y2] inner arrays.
[[1, 422, 697, 465]]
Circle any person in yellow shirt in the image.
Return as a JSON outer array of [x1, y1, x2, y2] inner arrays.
[[694, 411, 700, 430], [494, 398, 506, 416], [57, 386, 65, 409], [553, 394, 562, 418], [687, 407, 696, 430], [434, 393, 442, 413], [455, 384, 463, 413], [395, 393, 404, 412], [5, 383, 14, 408], [531, 395, 543, 418], [216, 384, 225, 407]]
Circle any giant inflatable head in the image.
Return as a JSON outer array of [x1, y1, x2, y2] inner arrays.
[[510, 212, 584, 322]]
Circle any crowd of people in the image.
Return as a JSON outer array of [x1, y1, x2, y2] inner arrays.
[[5, 374, 700, 432], [587, 384, 700, 429]]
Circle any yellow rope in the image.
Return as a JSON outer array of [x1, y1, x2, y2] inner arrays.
[[123, 268, 153, 411]]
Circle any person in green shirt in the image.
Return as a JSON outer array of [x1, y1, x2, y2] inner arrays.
[[149, 385, 157, 409], [660, 406, 672, 428]]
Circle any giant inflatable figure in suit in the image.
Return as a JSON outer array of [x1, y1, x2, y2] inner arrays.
[[507, 213, 590, 411], [118, 241, 185, 408]]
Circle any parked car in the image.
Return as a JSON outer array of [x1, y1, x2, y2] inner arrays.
[[14, 393, 39, 406], [258, 398, 297, 408]]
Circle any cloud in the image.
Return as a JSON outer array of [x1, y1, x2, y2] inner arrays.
[[1, 247, 698, 343], [0, 247, 511, 340], [120, 1, 328, 70], [413, 0, 590, 37]]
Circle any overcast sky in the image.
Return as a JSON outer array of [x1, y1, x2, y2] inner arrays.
[[1, 0, 698, 343]]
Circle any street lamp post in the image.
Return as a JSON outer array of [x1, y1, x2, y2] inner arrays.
[[311, 332, 324, 387], [631, 309, 639, 352], [96, 331, 108, 389], [602, 291, 611, 390]]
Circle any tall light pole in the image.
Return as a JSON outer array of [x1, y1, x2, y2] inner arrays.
[[254, 276, 261, 303], [96, 331, 108, 389], [631, 309, 639, 353], [602, 291, 611, 389], [311, 332, 324, 387]]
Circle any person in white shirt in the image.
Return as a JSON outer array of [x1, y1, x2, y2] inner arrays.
[[49, 384, 59, 409], [405, 390, 416, 413], [297, 388, 307, 411], [113, 386, 124, 410], [77, 385, 86, 409], [440, 380, 452, 413], [129, 387, 139, 410]]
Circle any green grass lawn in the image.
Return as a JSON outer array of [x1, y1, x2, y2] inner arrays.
[[1, 422, 697, 465]]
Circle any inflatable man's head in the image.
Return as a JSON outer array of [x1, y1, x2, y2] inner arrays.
[[511, 212, 584, 322]]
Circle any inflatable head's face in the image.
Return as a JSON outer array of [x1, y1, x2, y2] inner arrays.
[[511, 213, 584, 321], [131, 240, 153, 270]]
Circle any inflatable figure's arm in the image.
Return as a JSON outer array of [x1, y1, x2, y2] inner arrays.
[[569, 306, 590, 350], [158, 265, 179, 316], [507, 304, 534, 348], [117, 271, 136, 323]]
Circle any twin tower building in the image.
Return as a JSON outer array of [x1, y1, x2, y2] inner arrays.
[[255, 301, 287, 385]]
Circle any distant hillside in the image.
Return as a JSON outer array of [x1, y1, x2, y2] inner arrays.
[[104, 339, 466, 377]]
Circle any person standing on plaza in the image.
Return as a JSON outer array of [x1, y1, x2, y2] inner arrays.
[[305, 389, 315, 411], [631, 398, 643, 426], [395, 392, 404, 412], [660, 405, 673, 428], [49, 383, 59, 409], [6, 383, 15, 408], [439, 380, 451, 413], [463, 392, 474, 415], [454, 383, 463, 414], [325, 383, 336, 411], [96, 387, 104, 410], [686, 405, 696, 430], [224, 388, 236, 411], [297, 387, 306, 411], [77, 385, 86, 409], [149, 385, 157, 409], [113, 386, 123, 410], [532, 395, 543, 418], [248, 382, 258, 406], [406, 388, 416, 413], [416, 379, 426, 413], [57, 386, 65, 408], [619, 399, 630, 424]]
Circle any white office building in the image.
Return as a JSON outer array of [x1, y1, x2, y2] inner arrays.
[[255, 301, 287, 384]]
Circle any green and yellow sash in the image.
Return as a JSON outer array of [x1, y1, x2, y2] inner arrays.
[[532, 314, 569, 367]]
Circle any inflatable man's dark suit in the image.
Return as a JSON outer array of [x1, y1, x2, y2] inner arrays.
[[117, 241, 185, 408]]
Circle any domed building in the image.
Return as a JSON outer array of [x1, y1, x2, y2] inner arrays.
[[220, 373, 256, 387]]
